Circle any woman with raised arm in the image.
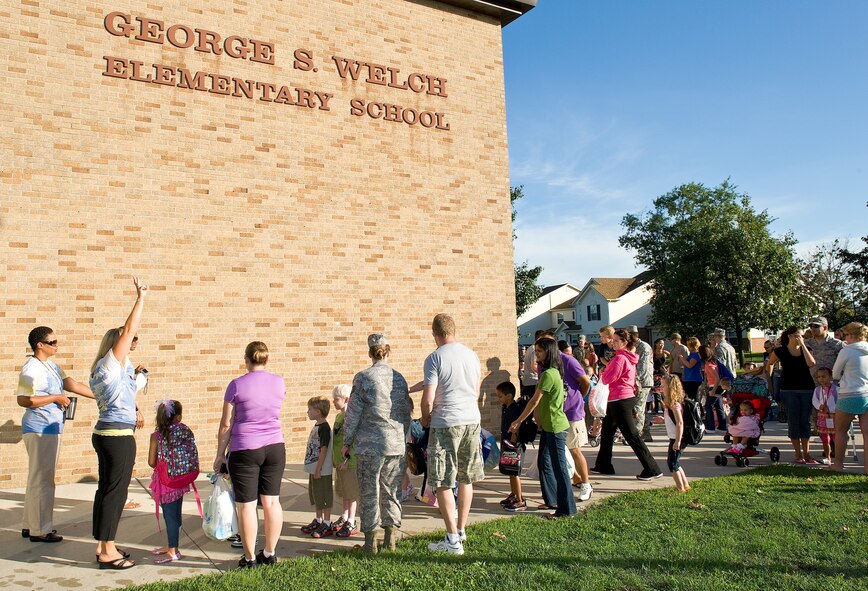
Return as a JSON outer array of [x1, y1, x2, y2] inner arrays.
[[765, 326, 817, 464], [89, 277, 148, 569]]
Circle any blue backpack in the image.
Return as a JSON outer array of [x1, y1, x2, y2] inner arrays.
[[716, 360, 735, 383]]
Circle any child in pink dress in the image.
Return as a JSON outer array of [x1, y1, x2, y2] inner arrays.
[[811, 367, 838, 465], [727, 402, 761, 454]]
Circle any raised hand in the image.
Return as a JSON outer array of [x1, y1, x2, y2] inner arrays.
[[133, 276, 149, 297]]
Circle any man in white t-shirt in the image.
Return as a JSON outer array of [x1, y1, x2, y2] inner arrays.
[[420, 314, 483, 556], [16, 326, 93, 543]]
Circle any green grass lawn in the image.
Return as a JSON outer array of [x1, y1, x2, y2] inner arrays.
[[741, 351, 765, 364], [130, 466, 867, 591]]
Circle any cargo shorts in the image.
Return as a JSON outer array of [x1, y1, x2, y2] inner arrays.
[[428, 423, 485, 489]]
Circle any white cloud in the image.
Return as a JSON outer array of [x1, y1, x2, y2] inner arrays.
[[509, 114, 648, 207], [514, 214, 643, 286], [794, 235, 860, 260]]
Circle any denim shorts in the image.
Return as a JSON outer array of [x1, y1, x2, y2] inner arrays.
[[666, 439, 683, 473]]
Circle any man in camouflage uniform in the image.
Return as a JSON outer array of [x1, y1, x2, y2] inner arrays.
[[807, 316, 843, 383], [342, 333, 411, 555], [628, 326, 654, 441], [711, 328, 738, 378]]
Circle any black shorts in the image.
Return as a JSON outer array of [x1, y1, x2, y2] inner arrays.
[[228, 443, 286, 503]]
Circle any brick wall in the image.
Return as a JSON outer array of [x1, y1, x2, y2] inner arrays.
[[0, 0, 517, 487]]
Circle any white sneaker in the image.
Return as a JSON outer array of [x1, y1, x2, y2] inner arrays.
[[578, 482, 593, 502], [427, 537, 464, 555], [458, 530, 467, 542]]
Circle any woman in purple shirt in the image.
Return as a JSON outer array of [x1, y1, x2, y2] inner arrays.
[[213, 341, 286, 568], [560, 349, 593, 502]]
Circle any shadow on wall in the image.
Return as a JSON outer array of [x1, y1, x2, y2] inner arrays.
[[480, 357, 510, 412], [0, 420, 22, 445]]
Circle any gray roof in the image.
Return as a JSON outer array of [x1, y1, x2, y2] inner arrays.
[[420, 0, 537, 26], [540, 283, 566, 297]]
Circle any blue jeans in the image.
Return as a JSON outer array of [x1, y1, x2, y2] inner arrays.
[[705, 396, 726, 431], [538, 430, 576, 517], [781, 389, 813, 439], [161, 498, 183, 548]]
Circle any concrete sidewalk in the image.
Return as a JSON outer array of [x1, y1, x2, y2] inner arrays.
[[0, 420, 862, 590]]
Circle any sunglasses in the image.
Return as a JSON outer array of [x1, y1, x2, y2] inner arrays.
[[41, 340, 58, 347]]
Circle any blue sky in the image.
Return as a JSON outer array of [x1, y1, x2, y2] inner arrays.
[[503, 1, 868, 286]]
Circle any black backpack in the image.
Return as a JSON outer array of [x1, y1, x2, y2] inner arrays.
[[405, 427, 429, 476], [678, 399, 705, 446], [515, 398, 538, 445]]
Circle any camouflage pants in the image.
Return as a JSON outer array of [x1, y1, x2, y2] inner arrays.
[[356, 454, 404, 533], [633, 388, 651, 435]]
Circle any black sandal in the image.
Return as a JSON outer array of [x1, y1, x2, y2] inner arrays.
[[98, 557, 135, 570], [95, 549, 130, 562], [29, 532, 63, 543]]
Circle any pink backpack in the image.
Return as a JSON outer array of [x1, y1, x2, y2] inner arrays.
[[149, 424, 202, 526]]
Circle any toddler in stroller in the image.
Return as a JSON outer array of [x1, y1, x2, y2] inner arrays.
[[727, 401, 761, 454], [714, 393, 781, 467]]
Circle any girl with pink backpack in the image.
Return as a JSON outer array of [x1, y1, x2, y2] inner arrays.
[[148, 400, 200, 564]]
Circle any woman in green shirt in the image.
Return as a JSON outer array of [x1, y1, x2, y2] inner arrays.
[[510, 336, 576, 518]]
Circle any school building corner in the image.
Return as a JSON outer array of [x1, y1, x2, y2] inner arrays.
[[0, 0, 537, 488]]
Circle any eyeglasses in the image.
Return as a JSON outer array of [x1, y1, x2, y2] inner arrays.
[[41, 340, 58, 347]]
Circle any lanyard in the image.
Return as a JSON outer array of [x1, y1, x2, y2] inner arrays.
[[821, 385, 832, 406], [34, 357, 64, 391]]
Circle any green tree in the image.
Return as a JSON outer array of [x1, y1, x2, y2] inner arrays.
[[511, 185, 544, 317], [619, 180, 809, 364], [837, 234, 868, 317], [800, 240, 866, 328]]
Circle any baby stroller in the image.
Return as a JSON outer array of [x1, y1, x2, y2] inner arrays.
[[714, 393, 781, 467], [731, 375, 769, 398]]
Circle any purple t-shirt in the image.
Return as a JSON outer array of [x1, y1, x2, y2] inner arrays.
[[561, 352, 586, 421], [224, 370, 286, 453]]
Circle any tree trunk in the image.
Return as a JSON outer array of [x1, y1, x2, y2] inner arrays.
[[734, 318, 745, 367]]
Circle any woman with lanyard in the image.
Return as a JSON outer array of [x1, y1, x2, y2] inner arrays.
[[16, 326, 94, 543], [89, 277, 148, 569]]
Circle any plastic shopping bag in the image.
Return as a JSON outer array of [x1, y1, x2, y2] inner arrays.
[[588, 382, 610, 418], [202, 474, 238, 541], [564, 440, 575, 476], [480, 428, 501, 471], [523, 444, 539, 479], [522, 442, 574, 480]]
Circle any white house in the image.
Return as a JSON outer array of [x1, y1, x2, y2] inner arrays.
[[573, 274, 655, 343], [517, 283, 582, 345]]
